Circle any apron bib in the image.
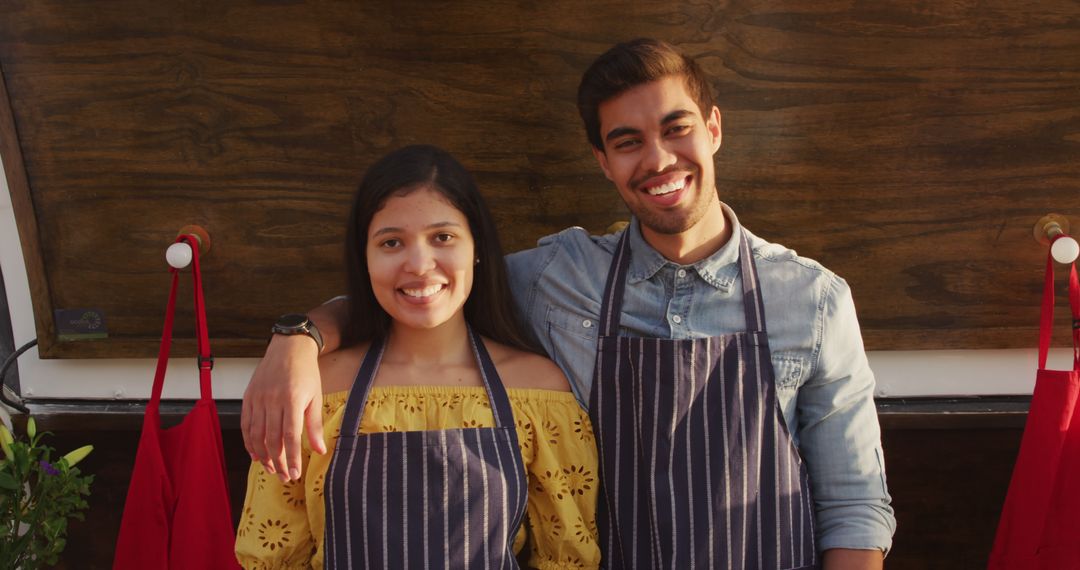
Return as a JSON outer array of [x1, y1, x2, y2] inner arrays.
[[324, 327, 528, 569], [589, 229, 817, 570]]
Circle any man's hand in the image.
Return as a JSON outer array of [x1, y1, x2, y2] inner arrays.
[[822, 548, 884, 570], [242, 334, 326, 481]]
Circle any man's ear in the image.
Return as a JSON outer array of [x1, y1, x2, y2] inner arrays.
[[592, 145, 614, 182], [707, 106, 722, 154]]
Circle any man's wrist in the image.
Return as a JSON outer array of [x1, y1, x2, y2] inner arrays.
[[268, 330, 323, 360], [270, 313, 325, 354]]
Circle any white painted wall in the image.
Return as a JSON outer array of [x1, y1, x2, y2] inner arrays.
[[0, 152, 1068, 400]]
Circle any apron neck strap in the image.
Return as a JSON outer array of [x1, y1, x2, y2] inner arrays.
[[738, 229, 768, 335], [1073, 266, 1080, 369], [468, 327, 516, 428], [1038, 241, 1080, 370], [150, 234, 214, 406], [598, 227, 768, 336], [339, 336, 387, 436], [598, 231, 633, 337]]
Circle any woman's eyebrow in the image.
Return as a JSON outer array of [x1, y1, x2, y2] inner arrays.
[[371, 221, 464, 237]]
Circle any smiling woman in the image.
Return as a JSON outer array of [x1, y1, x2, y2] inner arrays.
[[365, 190, 476, 334], [235, 145, 601, 570]]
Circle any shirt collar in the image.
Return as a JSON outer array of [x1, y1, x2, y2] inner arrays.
[[625, 203, 743, 292]]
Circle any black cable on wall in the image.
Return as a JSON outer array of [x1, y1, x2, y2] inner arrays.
[[0, 265, 17, 393]]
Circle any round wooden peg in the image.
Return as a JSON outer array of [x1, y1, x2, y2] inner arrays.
[[177, 224, 211, 256], [1033, 214, 1070, 246]]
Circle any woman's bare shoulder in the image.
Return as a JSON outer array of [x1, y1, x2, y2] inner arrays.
[[318, 342, 367, 394], [482, 338, 571, 392]]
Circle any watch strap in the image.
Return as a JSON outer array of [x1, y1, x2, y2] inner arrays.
[[271, 315, 325, 353]]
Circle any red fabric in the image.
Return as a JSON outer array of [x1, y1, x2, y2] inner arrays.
[[989, 241, 1080, 569], [113, 235, 240, 569]]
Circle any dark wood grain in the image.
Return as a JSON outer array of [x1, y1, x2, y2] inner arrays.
[[0, 56, 54, 349], [0, 0, 1078, 357]]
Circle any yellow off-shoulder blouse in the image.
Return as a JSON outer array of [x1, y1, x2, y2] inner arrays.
[[235, 386, 601, 570]]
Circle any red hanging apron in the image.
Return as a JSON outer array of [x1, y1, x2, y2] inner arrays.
[[113, 235, 241, 569], [989, 242, 1080, 569]]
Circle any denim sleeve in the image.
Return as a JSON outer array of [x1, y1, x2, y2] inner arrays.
[[505, 238, 563, 356], [797, 275, 896, 553]]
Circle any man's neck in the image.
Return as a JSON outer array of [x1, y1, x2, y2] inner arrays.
[[640, 201, 731, 265]]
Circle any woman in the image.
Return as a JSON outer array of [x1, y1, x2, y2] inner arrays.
[[235, 145, 600, 569]]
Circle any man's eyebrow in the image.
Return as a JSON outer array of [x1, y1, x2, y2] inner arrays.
[[604, 126, 641, 144], [371, 221, 463, 237], [662, 109, 695, 124], [604, 110, 697, 143]]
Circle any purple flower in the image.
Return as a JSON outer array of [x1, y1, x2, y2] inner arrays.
[[39, 460, 59, 476]]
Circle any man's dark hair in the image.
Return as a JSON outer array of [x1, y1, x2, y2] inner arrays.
[[342, 144, 536, 352], [577, 38, 715, 151]]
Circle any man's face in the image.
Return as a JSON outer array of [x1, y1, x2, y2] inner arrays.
[[592, 75, 722, 239]]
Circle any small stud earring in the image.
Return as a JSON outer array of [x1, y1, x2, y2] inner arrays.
[[474, 257, 480, 266]]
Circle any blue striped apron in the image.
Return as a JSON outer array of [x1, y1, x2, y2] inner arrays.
[[324, 327, 528, 569], [590, 229, 818, 570]]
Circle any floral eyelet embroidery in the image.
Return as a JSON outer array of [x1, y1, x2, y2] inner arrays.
[[397, 394, 423, 414], [542, 420, 561, 445], [573, 415, 594, 444], [538, 512, 563, 537], [440, 393, 464, 410], [283, 478, 305, 507], [574, 516, 598, 545], [563, 464, 595, 497], [257, 518, 292, 552], [237, 506, 255, 537], [323, 398, 345, 417], [535, 469, 570, 501]]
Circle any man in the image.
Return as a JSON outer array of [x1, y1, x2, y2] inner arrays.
[[244, 38, 895, 569]]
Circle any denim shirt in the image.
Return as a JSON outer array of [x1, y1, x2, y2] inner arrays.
[[505, 204, 896, 553]]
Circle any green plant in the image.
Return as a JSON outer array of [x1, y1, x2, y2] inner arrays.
[[0, 418, 93, 569]]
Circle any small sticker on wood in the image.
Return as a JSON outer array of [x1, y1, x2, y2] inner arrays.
[[55, 309, 108, 340]]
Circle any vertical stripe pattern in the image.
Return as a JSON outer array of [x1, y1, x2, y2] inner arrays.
[[589, 229, 818, 570], [324, 328, 527, 569]]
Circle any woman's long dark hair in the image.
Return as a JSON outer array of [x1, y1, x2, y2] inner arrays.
[[343, 145, 536, 353]]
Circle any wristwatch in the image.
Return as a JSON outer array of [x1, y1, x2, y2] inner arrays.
[[271, 313, 325, 353]]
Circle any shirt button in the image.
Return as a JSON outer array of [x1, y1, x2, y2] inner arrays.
[[672, 315, 682, 324], [582, 319, 593, 328], [677, 269, 687, 278]]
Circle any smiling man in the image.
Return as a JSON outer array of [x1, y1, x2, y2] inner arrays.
[[243, 38, 895, 569]]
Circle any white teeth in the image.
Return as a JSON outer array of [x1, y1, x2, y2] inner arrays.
[[401, 284, 443, 298], [646, 178, 687, 196]]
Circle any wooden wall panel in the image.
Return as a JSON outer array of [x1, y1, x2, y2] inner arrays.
[[0, 1, 1078, 357]]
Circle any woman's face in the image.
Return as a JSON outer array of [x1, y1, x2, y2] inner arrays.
[[366, 187, 475, 332]]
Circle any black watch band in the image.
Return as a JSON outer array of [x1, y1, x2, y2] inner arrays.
[[271, 313, 325, 353]]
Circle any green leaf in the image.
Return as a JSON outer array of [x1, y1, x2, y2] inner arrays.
[[0, 471, 18, 490], [0, 427, 94, 567]]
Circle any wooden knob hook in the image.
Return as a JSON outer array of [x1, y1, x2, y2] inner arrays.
[[166, 225, 212, 269], [1034, 214, 1079, 264], [177, 224, 211, 256]]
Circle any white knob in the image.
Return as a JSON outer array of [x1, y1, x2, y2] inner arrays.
[[166, 242, 193, 269], [1051, 236, 1080, 264]]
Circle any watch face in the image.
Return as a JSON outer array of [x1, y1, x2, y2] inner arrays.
[[278, 313, 308, 328]]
